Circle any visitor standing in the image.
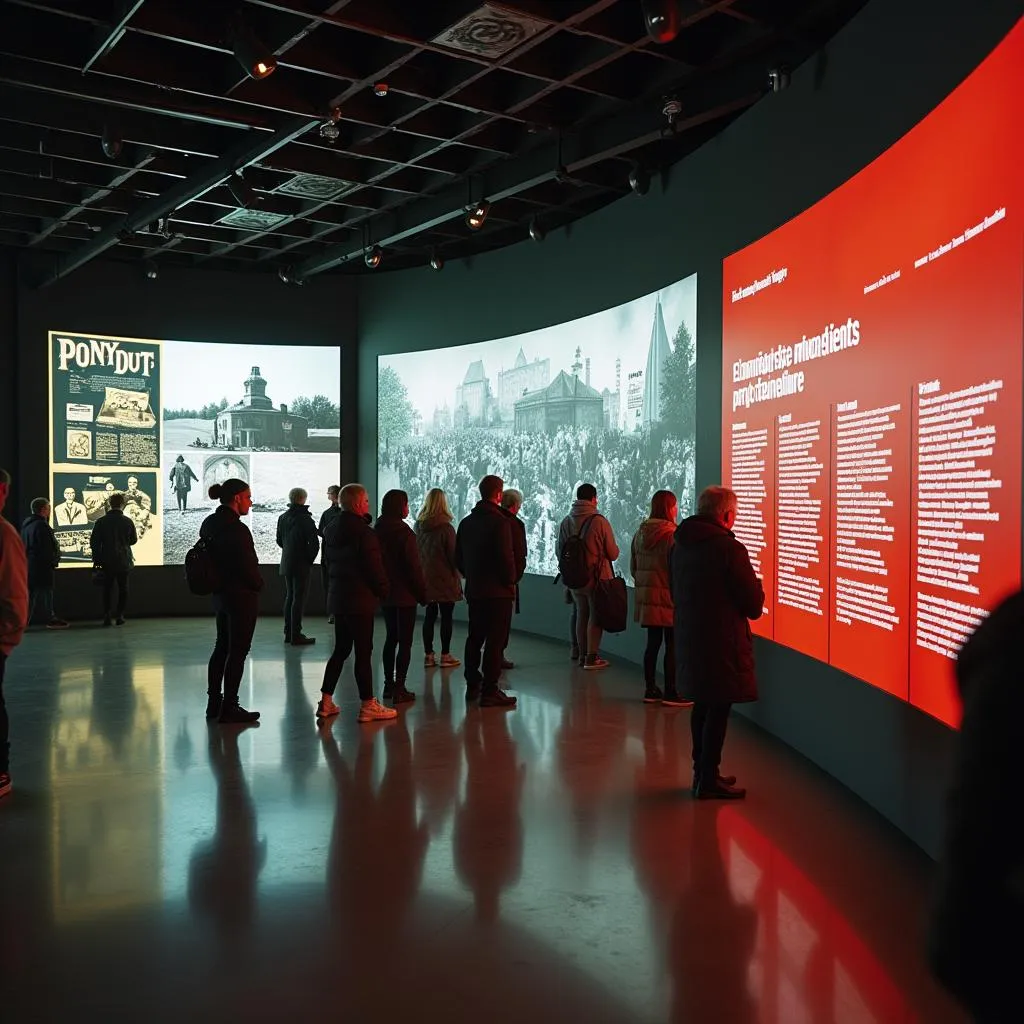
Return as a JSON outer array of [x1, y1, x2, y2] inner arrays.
[[414, 488, 462, 669], [276, 487, 319, 646], [20, 497, 68, 629], [0, 467, 28, 799], [90, 492, 137, 626], [318, 484, 341, 624], [499, 488, 527, 670]]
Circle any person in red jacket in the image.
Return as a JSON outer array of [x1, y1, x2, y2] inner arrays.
[[0, 467, 28, 799], [374, 489, 427, 705]]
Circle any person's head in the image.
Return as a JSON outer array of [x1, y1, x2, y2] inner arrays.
[[417, 487, 452, 523], [288, 487, 308, 506], [649, 489, 678, 523], [31, 496, 50, 519], [176, 454, 185, 464], [697, 485, 738, 530], [576, 483, 597, 504], [327, 484, 341, 506], [339, 483, 370, 518], [479, 475, 503, 505], [104, 482, 115, 494], [381, 489, 409, 519], [127, 476, 139, 490], [0, 467, 10, 513], [63, 487, 76, 503], [107, 492, 126, 511], [209, 478, 253, 517], [501, 488, 523, 516]]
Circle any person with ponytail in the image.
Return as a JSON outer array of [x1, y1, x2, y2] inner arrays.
[[199, 478, 263, 724]]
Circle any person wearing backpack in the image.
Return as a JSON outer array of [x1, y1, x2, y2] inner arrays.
[[200, 479, 263, 725], [276, 486, 320, 646], [557, 483, 619, 670], [89, 492, 137, 626]]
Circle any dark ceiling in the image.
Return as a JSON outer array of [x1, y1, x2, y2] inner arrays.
[[0, 0, 866, 286]]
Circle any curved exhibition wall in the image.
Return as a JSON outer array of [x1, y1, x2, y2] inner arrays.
[[359, 0, 1024, 856]]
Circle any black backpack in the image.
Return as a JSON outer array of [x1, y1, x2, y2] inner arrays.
[[184, 536, 221, 595], [558, 516, 597, 590]]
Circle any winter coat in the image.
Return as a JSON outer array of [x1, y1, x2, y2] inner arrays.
[[199, 505, 263, 600], [323, 510, 389, 615], [20, 514, 61, 589], [0, 516, 28, 656], [169, 461, 199, 493], [671, 514, 764, 704], [456, 500, 517, 601], [276, 504, 320, 576], [374, 514, 427, 608], [630, 517, 675, 628], [414, 515, 463, 604], [89, 509, 138, 574], [318, 503, 342, 537], [557, 499, 619, 586], [928, 589, 1024, 1022], [500, 507, 528, 584]]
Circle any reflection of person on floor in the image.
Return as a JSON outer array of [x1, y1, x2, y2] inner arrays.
[[454, 711, 525, 922], [281, 654, 316, 799], [188, 725, 266, 936], [929, 590, 1024, 1022], [170, 456, 199, 515], [412, 672, 460, 835], [669, 805, 757, 1024]]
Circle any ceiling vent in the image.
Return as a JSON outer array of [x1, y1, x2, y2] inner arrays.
[[432, 3, 546, 59], [274, 173, 353, 201], [219, 207, 289, 231]]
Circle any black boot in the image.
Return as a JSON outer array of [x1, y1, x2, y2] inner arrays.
[[382, 679, 395, 701], [205, 693, 223, 721], [479, 687, 517, 708], [691, 770, 738, 795], [392, 684, 416, 704], [218, 700, 260, 724], [695, 778, 745, 800]]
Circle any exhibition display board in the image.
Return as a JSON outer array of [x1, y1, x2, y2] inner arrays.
[[722, 22, 1024, 726]]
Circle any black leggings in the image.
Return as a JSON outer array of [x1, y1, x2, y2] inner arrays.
[[644, 626, 676, 691], [383, 605, 417, 685], [423, 601, 455, 654], [208, 595, 258, 703], [322, 613, 374, 701]]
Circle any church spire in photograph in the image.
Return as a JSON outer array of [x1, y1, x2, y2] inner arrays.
[[642, 293, 671, 426]]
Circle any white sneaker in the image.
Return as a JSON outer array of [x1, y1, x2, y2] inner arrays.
[[358, 698, 398, 723], [424, 653, 437, 668], [440, 653, 461, 667], [316, 694, 340, 719]]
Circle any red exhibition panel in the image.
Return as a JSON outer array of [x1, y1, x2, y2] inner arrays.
[[722, 19, 1024, 725]]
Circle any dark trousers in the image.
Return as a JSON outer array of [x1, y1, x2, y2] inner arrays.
[[28, 587, 55, 624], [570, 601, 578, 649], [383, 605, 416, 684], [644, 626, 676, 690], [102, 571, 129, 619], [208, 595, 259, 703], [322, 613, 374, 701], [423, 601, 455, 654], [464, 598, 514, 692], [175, 489, 190, 511], [282, 572, 310, 639], [0, 652, 8, 774], [691, 702, 732, 777]]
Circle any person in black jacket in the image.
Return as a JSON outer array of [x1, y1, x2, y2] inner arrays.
[[928, 589, 1024, 1022], [455, 475, 518, 709], [316, 483, 397, 724], [318, 484, 341, 624], [20, 497, 67, 629], [374, 489, 427, 705], [499, 488, 527, 670], [276, 487, 320, 646], [89, 492, 138, 627], [671, 485, 763, 799], [200, 479, 263, 725]]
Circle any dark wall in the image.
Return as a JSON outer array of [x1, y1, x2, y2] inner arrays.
[[4, 256, 358, 617], [356, 0, 1023, 857]]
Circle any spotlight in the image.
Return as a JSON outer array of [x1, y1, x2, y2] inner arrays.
[[528, 217, 545, 243], [278, 265, 304, 286], [769, 67, 791, 92], [429, 250, 444, 271], [641, 0, 681, 44], [628, 164, 650, 196], [144, 260, 158, 281], [230, 18, 277, 80], [101, 124, 122, 160], [465, 199, 490, 231], [226, 172, 257, 209], [365, 245, 383, 269], [373, 82, 389, 97]]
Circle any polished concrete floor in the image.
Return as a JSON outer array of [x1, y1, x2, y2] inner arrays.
[[0, 617, 964, 1023]]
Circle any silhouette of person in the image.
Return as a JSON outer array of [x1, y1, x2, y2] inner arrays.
[[281, 653, 316, 800], [412, 670, 461, 836]]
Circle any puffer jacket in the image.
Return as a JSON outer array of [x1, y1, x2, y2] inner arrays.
[[21, 514, 61, 589], [414, 514, 463, 604], [630, 517, 675, 627], [374, 514, 427, 608], [557, 499, 620, 584]]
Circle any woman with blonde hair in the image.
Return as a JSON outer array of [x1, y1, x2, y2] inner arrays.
[[415, 487, 463, 668]]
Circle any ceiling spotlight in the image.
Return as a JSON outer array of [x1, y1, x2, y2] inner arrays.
[[528, 217, 545, 243], [465, 199, 490, 231], [429, 250, 444, 271], [320, 107, 342, 143], [101, 124, 122, 160], [628, 164, 650, 196], [226, 172, 257, 209], [373, 82, 389, 97], [278, 265, 303, 286], [769, 67, 791, 92], [229, 18, 277, 80], [144, 260, 158, 281], [365, 245, 383, 269], [641, 0, 681, 44]]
